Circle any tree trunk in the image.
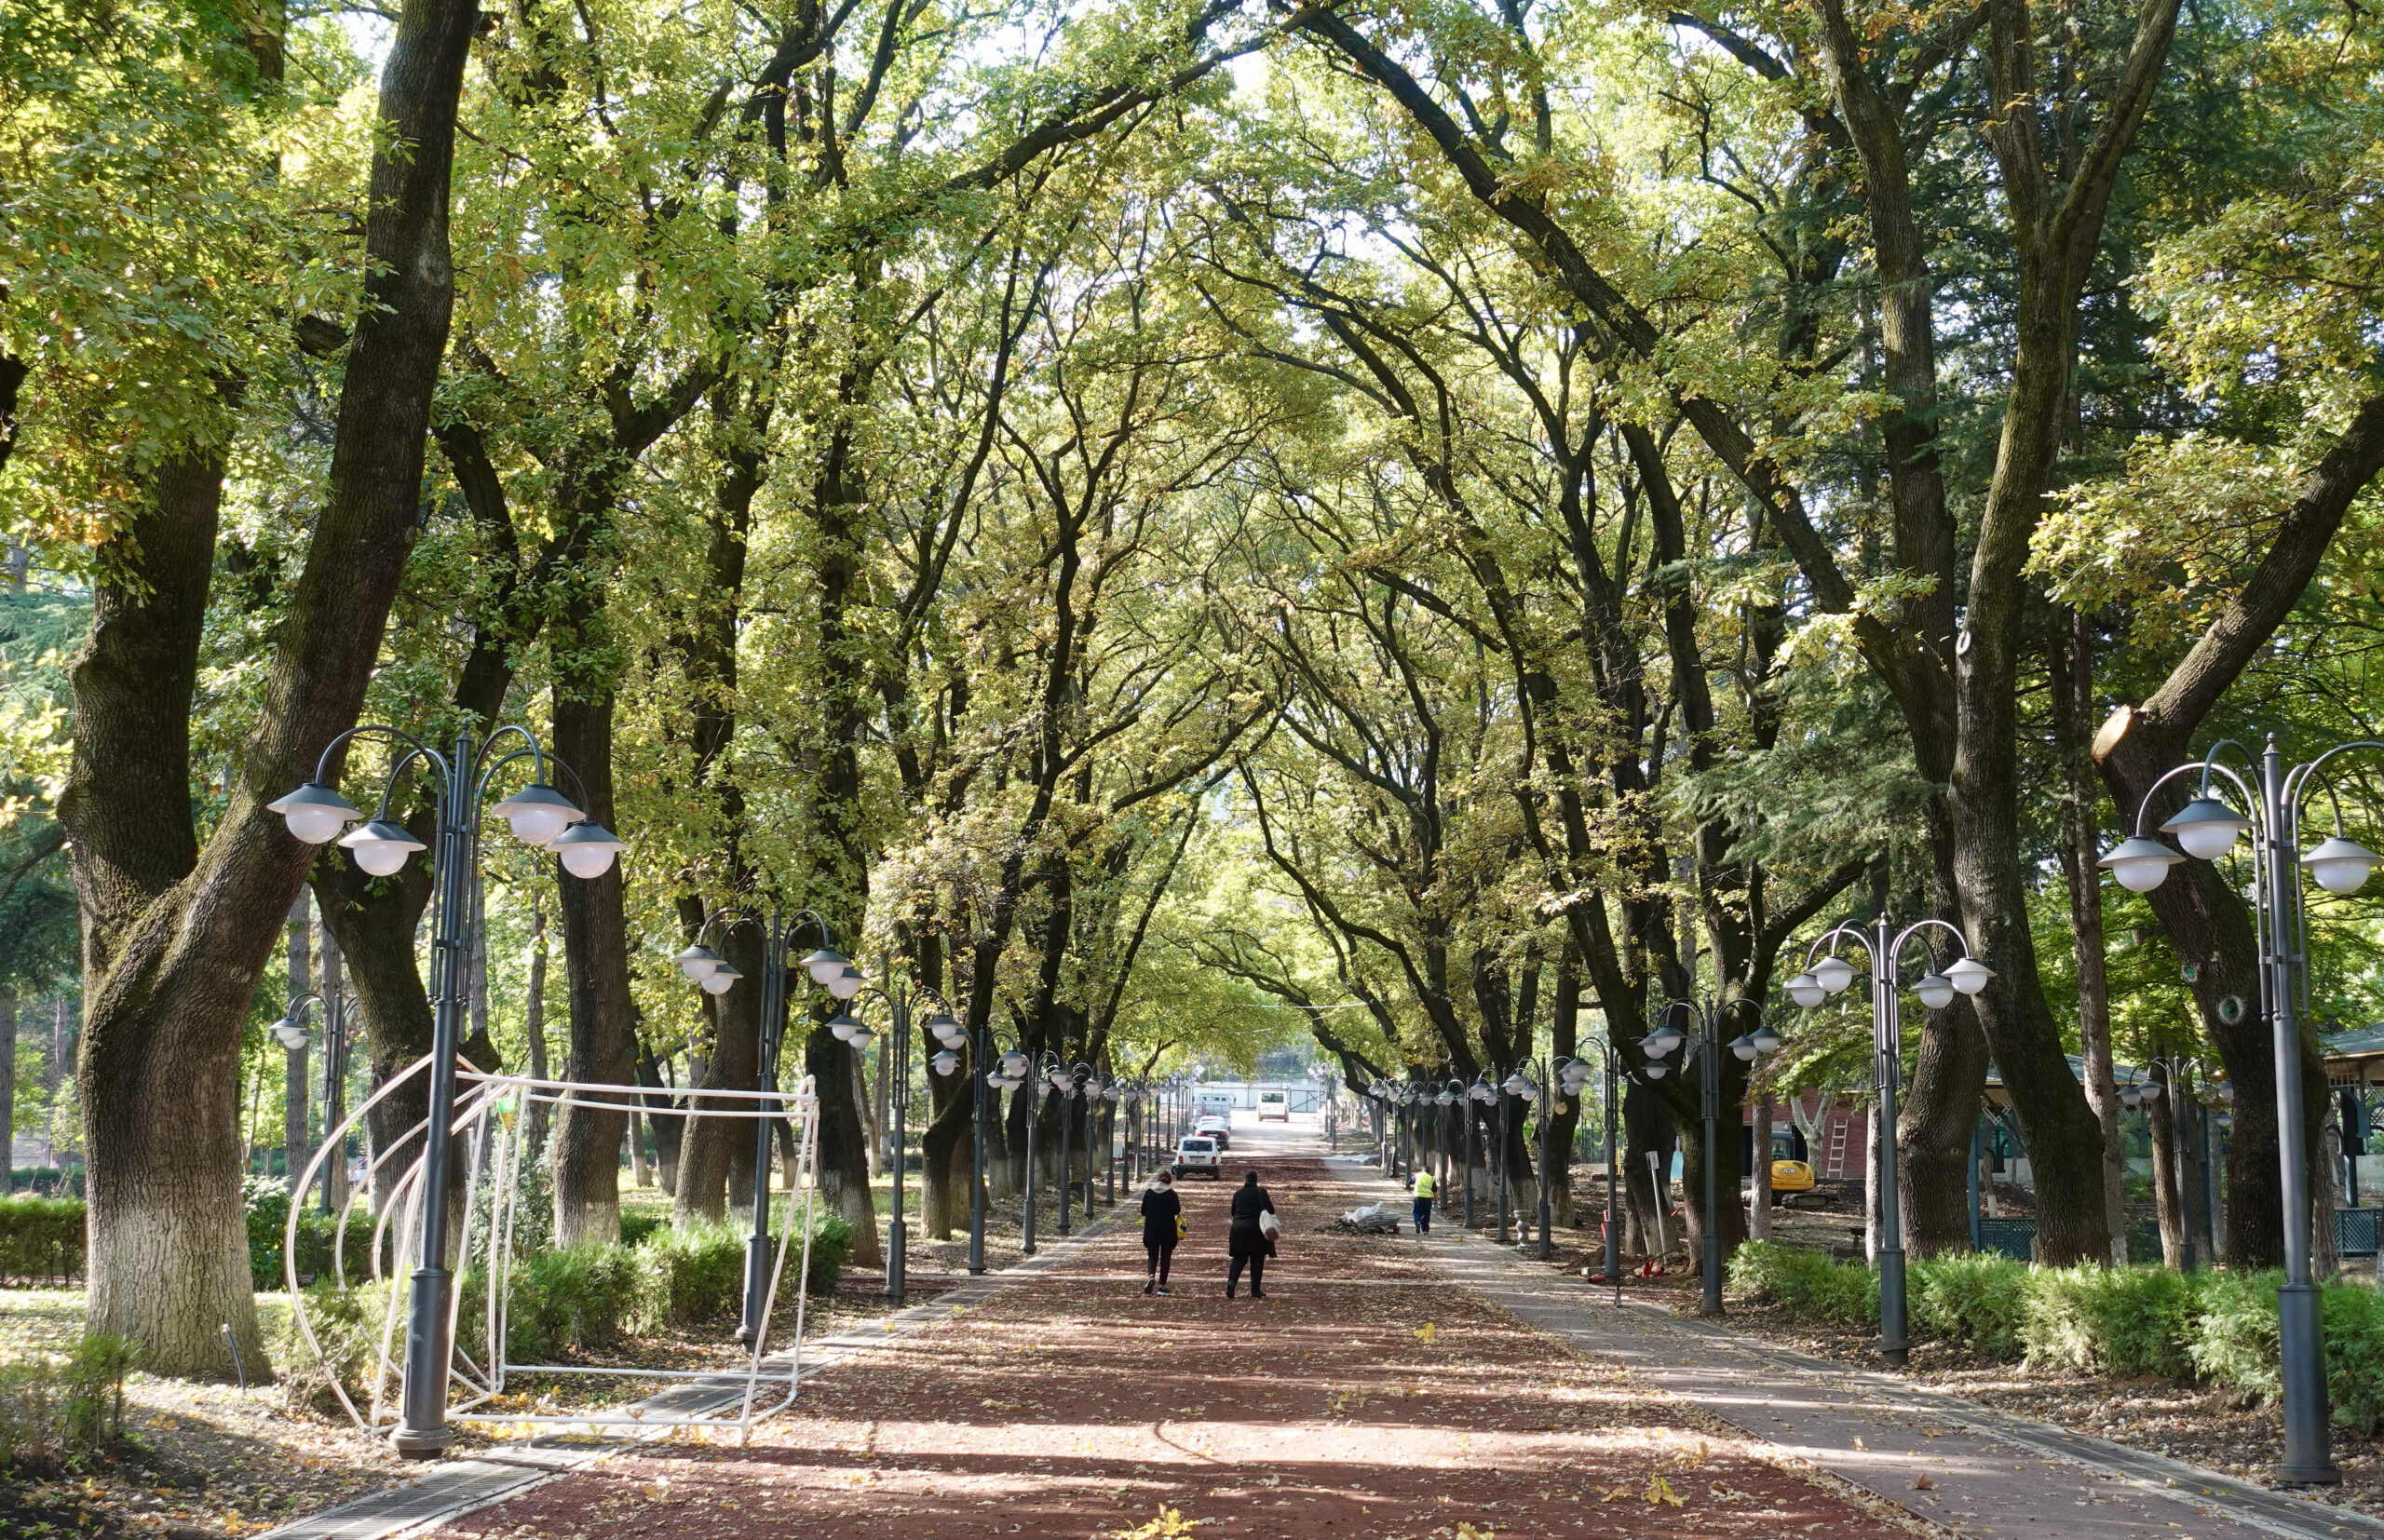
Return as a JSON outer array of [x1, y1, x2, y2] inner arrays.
[[2314, 1113, 2344, 1282], [0, 991, 12, 1181], [60, 0, 481, 1375], [1545, 949, 1581, 1228], [550, 657, 636, 1248], [284, 895, 311, 1186], [524, 905, 549, 1156], [322, 928, 349, 1211], [2149, 1052, 2187, 1268], [1751, 1095, 1773, 1241], [2051, 607, 2129, 1262], [672, 917, 764, 1228], [805, 1022, 881, 1266]]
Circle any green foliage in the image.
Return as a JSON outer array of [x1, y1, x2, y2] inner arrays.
[[1910, 1253, 2031, 1360], [637, 1223, 745, 1327], [2021, 1266, 2201, 1380], [0, 1333, 136, 1464], [0, 1196, 82, 1281], [798, 1210, 854, 1298], [503, 1245, 648, 1359], [278, 1279, 398, 1421], [618, 1211, 666, 1249], [1726, 1241, 1877, 1326]]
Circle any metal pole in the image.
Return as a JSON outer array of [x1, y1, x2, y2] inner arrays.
[[1700, 1014, 1722, 1315], [738, 918, 787, 1344], [1463, 1097, 1476, 1229], [2200, 1100, 2219, 1261], [1058, 1079, 1073, 1238], [2166, 1058, 2195, 1274], [1023, 1071, 1040, 1256], [2266, 738, 2337, 1483], [887, 979, 909, 1304], [1876, 913, 1909, 1365], [1968, 1115, 1983, 1253], [1605, 1051, 1620, 1304], [1497, 1081, 1511, 1245], [394, 735, 473, 1458], [968, 1023, 988, 1277], [1537, 1067, 1555, 1263], [321, 1002, 346, 1216], [1084, 1082, 1096, 1221]]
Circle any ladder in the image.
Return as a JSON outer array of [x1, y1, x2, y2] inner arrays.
[[1823, 1114, 1849, 1180]]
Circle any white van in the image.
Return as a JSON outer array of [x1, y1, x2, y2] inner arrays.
[[1193, 1090, 1237, 1117], [1257, 1090, 1289, 1122]]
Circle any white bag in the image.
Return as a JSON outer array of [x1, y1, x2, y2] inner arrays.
[[1258, 1210, 1280, 1237]]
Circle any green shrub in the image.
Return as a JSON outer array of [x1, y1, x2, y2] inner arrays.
[[637, 1223, 746, 1326], [0, 1196, 85, 1282], [2321, 1283, 2384, 1434], [800, 1209, 854, 1297], [0, 1333, 137, 1464], [2023, 1264, 2200, 1379], [1911, 1252, 2029, 1359], [2186, 1268, 2282, 1405], [618, 1211, 665, 1249], [244, 1179, 379, 1289], [1727, 1241, 1877, 1325], [278, 1279, 397, 1421], [507, 1244, 645, 1358]]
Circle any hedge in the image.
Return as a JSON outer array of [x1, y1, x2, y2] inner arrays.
[[1728, 1240, 2384, 1432], [0, 1198, 85, 1283]]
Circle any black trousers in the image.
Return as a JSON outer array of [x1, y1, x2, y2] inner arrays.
[[1226, 1252, 1266, 1294], [1145, 1241, 1175, 1283]]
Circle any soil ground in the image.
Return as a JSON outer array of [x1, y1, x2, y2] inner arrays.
[[419, 1144, 1925, 1540]]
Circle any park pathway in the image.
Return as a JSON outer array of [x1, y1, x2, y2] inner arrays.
[[417, 1137, 1917, 1540]]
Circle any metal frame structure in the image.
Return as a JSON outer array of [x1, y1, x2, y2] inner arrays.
[[283, 1059, 823, 1449]]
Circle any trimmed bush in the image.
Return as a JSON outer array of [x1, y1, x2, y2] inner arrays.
[[638, 1223, 746, 1326], [2322, 1282, 2384, 1434], [0, 1197, 85, 1283], [510, 1244, 646, 1358], [1911, 1252, 2029, 1358], [1727, 1241, 1877, 1325], [0, 1333, 137, 1464], [618, 1211, 665, 1250], [800, 1209, 854, 1297], [2185, 1267, 2281, 1404], [2023, 1264, 2200, 1379]]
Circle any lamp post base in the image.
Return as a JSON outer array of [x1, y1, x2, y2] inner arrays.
[[390, 1425, 454, 1460], [2277, 1281, 2339, 1483], [736, 1232, 773, 1344]]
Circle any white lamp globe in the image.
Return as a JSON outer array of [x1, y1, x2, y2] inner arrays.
[[1785, 971, 1827, 1009], [2161, 795, 2253, 861], [1812, 955, 1857, 995], [2137, 1078, 2164, 1103], [829, 966, 865, 1001], [930, 1048, 961, 1076], [1914, 972, 1956, 1011], [2303, 835, 2380, 896], [2120, 1084, 2141, 1109], [1643, 1060, 1670, 1080], [272, 1016, 310, 1051], [674, 944, 724, 981], [1001, 1050, 1030, 1079], [268, 782, 362, 844], [2100, 836, 2184, 893], [1749, 1023, 1784, 1056], [339, 817, 425, 877], [1642, 1022, 1686, 1059], [1729, 1033, 1758, 1061], [492, 782, 584, 848], [1945, 955, 1994, 996], [700, 964, 741, 995], [801, 947, 847, 986], [847, 1023, 876, 1052], [1500, 1073, 1527, 1098], [549, 821, 625, 879]]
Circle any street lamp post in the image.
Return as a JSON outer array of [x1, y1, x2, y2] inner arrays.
[[1462, 1077, 1485, 1228], [1581, 1041, 1628, 1303], [268, 992, 358, 1215], [2100, 735, 2384, 1484], [1104, 1080, 1121, 1204], [270, 725, 623, 1457], [1049, 1060, 1090, 1236], [970, 1028, 1029, 1274], [848, 964, 954, 1306], [672, 908, 863, 1341], [1787, 915, 1992, 1363], [1640, 1000, 1786, 1315], [2122, 1050, 2209, 1274]]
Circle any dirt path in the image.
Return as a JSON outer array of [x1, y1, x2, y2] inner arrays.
[[423, 1141, 1921, 1539]]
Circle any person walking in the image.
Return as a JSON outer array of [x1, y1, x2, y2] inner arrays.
[[1412, 1166, 1436, 1236], [1141, 1169, 1183, 1294], [1226, 1169, 1276, 1299]]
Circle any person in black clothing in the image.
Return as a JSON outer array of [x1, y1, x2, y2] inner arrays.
[[1140, 1169, 1183, 1294], [1226, 1169, 1276, 1299]]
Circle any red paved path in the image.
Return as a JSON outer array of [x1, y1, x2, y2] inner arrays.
[[428, 1144, 1920, 1538]]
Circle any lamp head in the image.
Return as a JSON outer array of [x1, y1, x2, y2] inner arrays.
[[548, 820, 625, 878], [828, 1011, 865, 1043], [1944, 955, 1994, 997], [2303, 834, 2380, 896], [1811, 954, 1857, 995], [930, 1048, 961, 1076], [1640, 1021, 1686, 1059], [1913, 972, 1956, 1011], [2100, 835, 2185, 894], [1728, 1033, 1758, 1061], [1749, 1023, 1784, 1057], [271, 1016, 310, 1051], [338, 817, 427, 877], [700, 963, 741, 995], [801, 946, 849, 986], [1785, 971, 1827, 1009], [268, 782, 362, 845], [2160, 794, 2253, 861], [673, 943, 725, 981], [1643, 1060, 1670, 1080], [491, 781, 585, 848]]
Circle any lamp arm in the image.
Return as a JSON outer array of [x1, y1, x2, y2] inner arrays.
[[2284, 740, 2384, 827], [2132, 758, 2259, 837], [305, 723, 445, 790], [1803, 922, 1876, 971], [470, 723, 549, 788], [1888, 916, 1973, 975]]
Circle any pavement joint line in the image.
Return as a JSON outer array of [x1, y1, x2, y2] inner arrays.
[[1353, 1158, 2383, 1540], [256, 1208, 1127, 1540]]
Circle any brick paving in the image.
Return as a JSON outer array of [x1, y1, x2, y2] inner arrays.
[[420, 1141, 1919, 1539]]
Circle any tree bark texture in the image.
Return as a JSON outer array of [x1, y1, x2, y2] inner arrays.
[[550, 658, 637, 1248], [2049, 609, 2128, 1261]]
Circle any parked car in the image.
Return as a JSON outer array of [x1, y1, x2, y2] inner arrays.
[[1174, 1136, 1223, 1179], [1195, 1113, 1232, 1150], [1257, 1090, 1289, 1122]]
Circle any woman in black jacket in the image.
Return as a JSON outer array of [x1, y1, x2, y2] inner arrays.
[[1140, 1170, 1183, 1294], [1226, 1169, 1276, 1299]]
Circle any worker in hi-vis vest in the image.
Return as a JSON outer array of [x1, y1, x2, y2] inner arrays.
[[1412, 1167, 1436, 1236]]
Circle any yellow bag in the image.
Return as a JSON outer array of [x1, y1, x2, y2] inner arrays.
[[1175, 1213, 1190, 1241]]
